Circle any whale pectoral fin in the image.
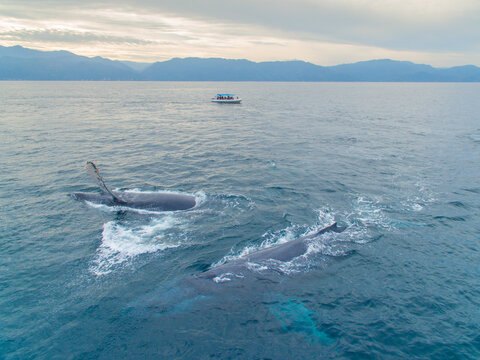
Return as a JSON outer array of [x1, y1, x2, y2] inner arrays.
[[85, 161, 126, 204]]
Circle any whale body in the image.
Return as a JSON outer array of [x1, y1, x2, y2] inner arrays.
[[194, 222, 346, 283], [129, 222, 347, 316], [71, 162, 196, 211]]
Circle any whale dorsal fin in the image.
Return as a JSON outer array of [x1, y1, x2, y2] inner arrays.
[[312, 222, 347, 237], [85, 161, 125, 204]]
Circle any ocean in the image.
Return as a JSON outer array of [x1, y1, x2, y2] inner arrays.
[[1, 81, 479, 359]]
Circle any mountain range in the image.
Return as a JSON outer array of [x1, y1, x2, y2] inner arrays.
[[1, 45, 480, 81]]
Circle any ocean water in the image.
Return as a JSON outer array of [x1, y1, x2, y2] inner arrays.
[[1, 81, 479, 359]]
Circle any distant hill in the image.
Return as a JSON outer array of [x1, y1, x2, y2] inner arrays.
[[141, 58, 329, 81], [0, 45, 138, 80], [1, 45, 480, 81]]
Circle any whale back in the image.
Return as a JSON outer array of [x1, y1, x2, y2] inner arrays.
[[119, 191, 196, 211], [199, 222, 347, 280]]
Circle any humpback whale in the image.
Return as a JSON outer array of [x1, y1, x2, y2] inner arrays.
[[71, 162, 196, 211], [129, 223, 347, 315], [194, 222, 346, 282]]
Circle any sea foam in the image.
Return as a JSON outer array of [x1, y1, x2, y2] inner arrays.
[[90, 215, 184, 276]]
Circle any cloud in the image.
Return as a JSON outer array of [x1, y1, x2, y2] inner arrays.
[[47, 0, 477, 51], [0, 28, 156, 45], [0, 0, 479, 66]]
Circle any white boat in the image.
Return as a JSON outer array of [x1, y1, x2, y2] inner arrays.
[[211, 94, 241, 104]]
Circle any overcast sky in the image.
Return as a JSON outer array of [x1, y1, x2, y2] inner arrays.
[[1, 0, 479, 66]]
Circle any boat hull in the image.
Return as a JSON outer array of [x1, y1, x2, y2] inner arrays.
[[211, 99, 242, 104]]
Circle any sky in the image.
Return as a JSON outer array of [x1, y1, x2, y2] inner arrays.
[[0, 0, 479, 66]]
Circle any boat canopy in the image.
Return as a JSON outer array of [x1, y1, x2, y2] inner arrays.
[[216, 94, 235, 96]]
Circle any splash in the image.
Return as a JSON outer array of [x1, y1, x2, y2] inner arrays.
[[90, 215, 185, 276]]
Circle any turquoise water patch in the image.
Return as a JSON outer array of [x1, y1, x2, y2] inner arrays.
[[268, 294, 334, 345]]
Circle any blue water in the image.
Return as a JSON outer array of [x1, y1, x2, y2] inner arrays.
[[1, 82, 480, 359]]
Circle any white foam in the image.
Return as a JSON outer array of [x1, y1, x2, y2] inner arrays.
[[90, 215, 183, 276], [219, 194, 256, 211], [402, 182, 436, 213], [245, 262, 269, 272], [350, 196, 394, 231], [411, 203, 424, 212], [193, 191, 207, 207], [313, 208, 335, 227], [213, 274, 232, 283], [213, 272, 244, 283]]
